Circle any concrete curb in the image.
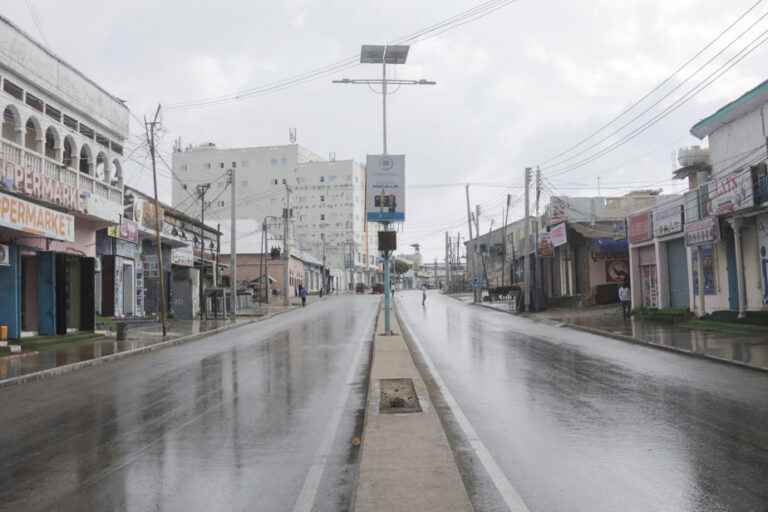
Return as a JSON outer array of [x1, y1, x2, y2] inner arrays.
[[470, 301, 768, 374], [0, 304, 310, 390]]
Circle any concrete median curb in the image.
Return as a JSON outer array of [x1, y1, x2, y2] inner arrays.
[[352, 303, 473, 512], [470, 301, 768, 374]]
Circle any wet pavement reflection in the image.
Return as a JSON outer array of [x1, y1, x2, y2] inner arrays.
[[398, 291, 768, 512], [0, 318, 252, 381], [0, 295, 377, 512]]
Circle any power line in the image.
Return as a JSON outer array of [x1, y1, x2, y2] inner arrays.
[[165, 0, 520, 111], [543, 12, 768, 175], [543, 25, 768, 179], [537, 0, 766, 168]]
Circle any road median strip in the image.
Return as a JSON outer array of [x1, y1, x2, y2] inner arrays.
[[353, 303, 473, 512]]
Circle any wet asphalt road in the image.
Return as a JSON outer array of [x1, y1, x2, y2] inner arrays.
[[398, 291, 768, 512], [0, 295, 378, 512]]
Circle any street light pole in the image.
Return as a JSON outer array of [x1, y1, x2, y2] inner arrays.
[[333, 44, 435, 335]]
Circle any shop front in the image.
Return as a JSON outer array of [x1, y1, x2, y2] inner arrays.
[[0, 191, 99, 338], [96, 219, 140, 318], [653, 203, 689, 309], [628, 211, 656, 309]]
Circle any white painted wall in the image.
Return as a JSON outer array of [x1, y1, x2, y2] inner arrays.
[[708, 107, 766, 177], [0, 15, 129, 137]]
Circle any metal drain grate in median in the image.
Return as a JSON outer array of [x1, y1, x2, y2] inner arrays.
[[379, 378, 422, 414]]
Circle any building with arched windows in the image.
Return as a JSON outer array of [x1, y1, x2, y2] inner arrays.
[[0, 15, 129, 339]]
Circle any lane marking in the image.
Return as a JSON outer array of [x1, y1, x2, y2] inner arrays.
[[397, 296, 531, 512], [291, 304, 377, 512]]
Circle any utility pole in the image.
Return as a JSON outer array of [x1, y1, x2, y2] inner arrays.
[[535, 166, 542, 311], [215, 223, 221, 288], [196, 183, 211, 320], [465, 184, 476, 302], [445, 231, 450, 292], [282, 184, 292, 306], [230, 167, 237, 319], [262, 218, 268, 305], [523, 167, 532, 312], [502, 193, 511, 288], [145, 104, 167, 337]]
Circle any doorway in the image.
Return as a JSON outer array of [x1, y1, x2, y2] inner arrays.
[[122, 263, 134, 317], [20, 255, 39, 333]]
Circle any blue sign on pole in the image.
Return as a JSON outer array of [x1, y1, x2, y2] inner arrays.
[[471, 276, 481, 289]]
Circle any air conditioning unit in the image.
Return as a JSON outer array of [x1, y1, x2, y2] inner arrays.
[[0, 244, 10, 266]]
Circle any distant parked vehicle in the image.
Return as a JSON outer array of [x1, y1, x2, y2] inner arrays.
[[372, 283, 384, 294], [356, 282, 367, 294]]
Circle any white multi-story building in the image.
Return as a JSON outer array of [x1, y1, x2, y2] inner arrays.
[[171, 143, 380, 289]]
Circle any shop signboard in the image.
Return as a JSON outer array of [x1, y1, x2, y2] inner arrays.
[[684, 189, 700, 224], [685, 217, 720, 246], [171, 244, 194, 267], [538, 233, 554, 257], [84, 193, 122, 223], [107, 219, 139, 243], [605, 259, 629, 283], [549, 222, 568, 247], [653, 205, 683, 237], [366, 154, 405, 222], [0, 191, 74, 241], [134, 198, 165, 231], [692, 245, 716, 295], [704, 169, 754, 216], [0, 155, 80, 211], [547, 197, 569, 225], [628, 211, 653, 244]]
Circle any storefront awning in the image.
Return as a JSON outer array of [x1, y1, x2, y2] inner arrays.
[[569, 221, 626, 240], [591, 238, 628, 258]]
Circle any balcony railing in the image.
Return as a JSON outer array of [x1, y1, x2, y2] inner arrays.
[[0, 138, 123, 215]]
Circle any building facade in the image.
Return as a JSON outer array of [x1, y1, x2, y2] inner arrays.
[[171, 143, 380, 290], [683, 79, 768, 317], [0, 16, 127, 338]]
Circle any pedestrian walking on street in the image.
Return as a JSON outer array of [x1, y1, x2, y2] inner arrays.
[[618, 282, 631, 319], [299, 284, 308, 307], [422, 285, 427, 307]]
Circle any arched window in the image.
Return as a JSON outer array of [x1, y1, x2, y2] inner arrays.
[[95, 152, 107, 180], [112, 159, 123, 185], [25, 117, 42, 152], [2, 105, 21, 142], [79, 144, 92, 175], [62, 136, 75, 168], [44, 126, 60, 160]]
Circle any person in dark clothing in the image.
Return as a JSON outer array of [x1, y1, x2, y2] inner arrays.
[[299, 284, 308, 307]]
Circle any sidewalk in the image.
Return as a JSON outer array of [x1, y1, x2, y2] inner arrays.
[[353, 305, 472, 512], [0, 296, 327, 384], [472, 298, 768, 371]]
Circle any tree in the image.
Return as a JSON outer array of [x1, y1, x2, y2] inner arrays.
[[394, 259, 412, 275]]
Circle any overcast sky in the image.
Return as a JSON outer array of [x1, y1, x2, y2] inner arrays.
[[5, 0, 767, 260]]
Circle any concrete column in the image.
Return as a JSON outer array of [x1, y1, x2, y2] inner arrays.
[[654, 239, 669, 308], [14, 127, 23, 145], [728, 217, 747, 318], [628, 246, 641, 308], [697, 246, 706, 318]]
